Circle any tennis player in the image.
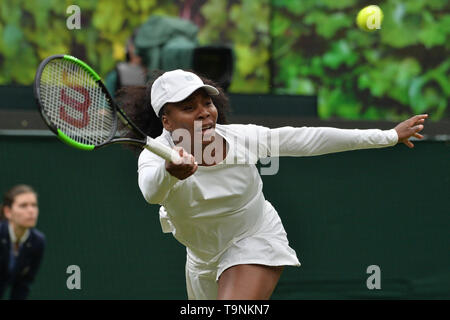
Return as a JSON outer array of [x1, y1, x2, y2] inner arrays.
[[117, 69, 427, 300]]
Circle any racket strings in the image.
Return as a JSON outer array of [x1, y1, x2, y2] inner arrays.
[[39, 59, 115, 146]]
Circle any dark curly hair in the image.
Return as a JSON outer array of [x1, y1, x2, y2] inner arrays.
[[115, 70, 230, 155]]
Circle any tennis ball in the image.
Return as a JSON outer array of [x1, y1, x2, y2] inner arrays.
[[356, 5, 384, 32]]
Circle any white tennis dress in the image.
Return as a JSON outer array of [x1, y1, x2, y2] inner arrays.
[[138, 123, 398, 299]]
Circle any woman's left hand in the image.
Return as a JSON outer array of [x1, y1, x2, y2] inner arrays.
[[394, 114, 428, 148]]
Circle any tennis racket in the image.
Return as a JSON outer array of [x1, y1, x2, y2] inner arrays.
[[34, 54, 181, 163]]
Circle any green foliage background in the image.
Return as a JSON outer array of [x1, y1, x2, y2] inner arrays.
[[0, 0, 270, 94], [273, 0, 449, 120], [198, 0, 270, 93], [0, 0, 178, 84], [0, 0, 448, 120]]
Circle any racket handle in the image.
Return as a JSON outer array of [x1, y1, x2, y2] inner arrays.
[[145, 137, 182, 164]]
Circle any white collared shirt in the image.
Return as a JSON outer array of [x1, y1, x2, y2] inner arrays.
[[8, 223, 30, 254], [138, 124, 398, 263]]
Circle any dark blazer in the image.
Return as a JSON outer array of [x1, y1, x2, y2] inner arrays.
[[0, 220, 45, 300]]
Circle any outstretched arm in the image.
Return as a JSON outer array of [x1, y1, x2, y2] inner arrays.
[[256, 114, 428, 158]]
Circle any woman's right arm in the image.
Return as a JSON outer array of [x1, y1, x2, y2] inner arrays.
[[138, 150, 180, 204], [138, 147, 197, 204]]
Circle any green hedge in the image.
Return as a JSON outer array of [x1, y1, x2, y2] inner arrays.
[[272, 0, 449, 120]]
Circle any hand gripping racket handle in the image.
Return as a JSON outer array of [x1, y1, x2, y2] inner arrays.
[[145, 137, 182, 164]]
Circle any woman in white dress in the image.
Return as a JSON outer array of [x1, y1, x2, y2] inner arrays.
[[116, 69, 428, 300]]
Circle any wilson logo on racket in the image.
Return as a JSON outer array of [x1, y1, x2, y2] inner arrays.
[[59, 71, 91, 128], [34, 54, 181, 164]]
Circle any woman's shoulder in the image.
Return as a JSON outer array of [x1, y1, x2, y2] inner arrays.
[[30, 228, 46, 247], [0, 220, 8, 232]]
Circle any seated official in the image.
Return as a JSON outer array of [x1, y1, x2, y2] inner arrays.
[[0, 185, 45, 300]]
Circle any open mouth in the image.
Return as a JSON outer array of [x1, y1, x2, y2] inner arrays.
[[202, 125, 213, 132], [199, 123, 215, 133]]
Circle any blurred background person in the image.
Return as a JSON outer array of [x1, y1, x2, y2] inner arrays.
[[105, 16, 233, 99], [105, 29, 147, 98], [0, 185, 45, 300]]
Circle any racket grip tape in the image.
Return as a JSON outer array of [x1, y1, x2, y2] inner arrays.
[[145, 137, 182, 164]]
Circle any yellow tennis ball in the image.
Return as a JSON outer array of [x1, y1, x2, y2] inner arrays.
[[356, 5, 384, 32]]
